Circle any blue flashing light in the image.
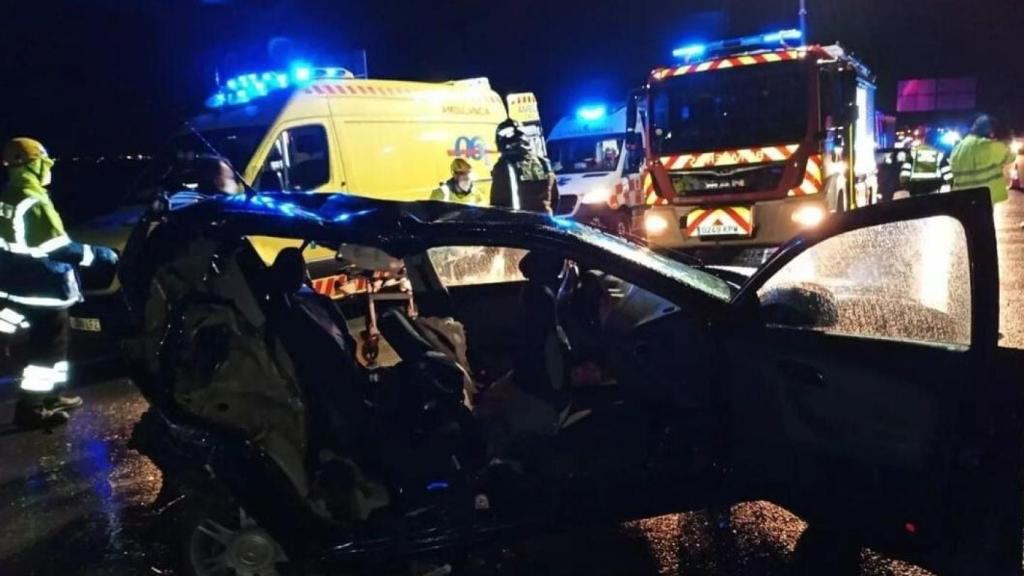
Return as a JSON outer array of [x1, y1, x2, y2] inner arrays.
[[206, 93, 227, 108], [672, 44, 707, 59], [577, 105, 607, 121], [209, 64, 349, 110], [941, 130, 963, 147], [290, 61, 313, 83], [426, 481, 449, 492], [761, 29, 802, 44], [334, 213, 351, 222]]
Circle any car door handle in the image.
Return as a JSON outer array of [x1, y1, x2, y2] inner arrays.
[[778, 359, 826, 388]]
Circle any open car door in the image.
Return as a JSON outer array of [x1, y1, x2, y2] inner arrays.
[[724, 189, 1023, 575]]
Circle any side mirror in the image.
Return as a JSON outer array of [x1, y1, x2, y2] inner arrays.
[[625, 132, 645, 173]]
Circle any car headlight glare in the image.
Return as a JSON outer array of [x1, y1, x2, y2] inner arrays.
[[791, 204, 826, 228], [644, 213, 671, 235]]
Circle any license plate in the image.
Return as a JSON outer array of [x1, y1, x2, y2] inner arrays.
[[685, 207, 754, 238], [70, 317, 102, 332]]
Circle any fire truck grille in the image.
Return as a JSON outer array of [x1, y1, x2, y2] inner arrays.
[[669, 163, 788, 196]]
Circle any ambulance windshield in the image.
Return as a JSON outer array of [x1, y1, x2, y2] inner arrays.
[[652, 61, 808, 155], [548, 135, 624, 174], [170, 126, 267, 175]]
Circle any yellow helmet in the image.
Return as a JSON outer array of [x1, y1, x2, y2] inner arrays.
[[3, 138, 50, 167], [450, 158, 472, 175]]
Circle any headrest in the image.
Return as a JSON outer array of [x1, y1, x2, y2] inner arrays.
[[518, 250, 564, 282], [269, 247, 307, 294]]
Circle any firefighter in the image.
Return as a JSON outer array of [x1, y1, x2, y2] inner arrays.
[[490, 119, 559, 214], [899, 129, 952, 196], [431, 158, 485, 205], [950, 115, 1016, 205], [0, 138, 118, 428]]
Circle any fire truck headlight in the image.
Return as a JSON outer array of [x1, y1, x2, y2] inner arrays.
[[582, 187, 612, 205], [644, 212, 671, 235], [791, 204, 826, 228]]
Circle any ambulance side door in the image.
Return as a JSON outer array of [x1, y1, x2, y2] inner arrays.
[[251, 119, 340, 193]]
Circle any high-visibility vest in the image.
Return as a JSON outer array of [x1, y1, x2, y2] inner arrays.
[[950, 135, 1015, 203], [900, 145, 952, 184], [0, 168, 83, 308]]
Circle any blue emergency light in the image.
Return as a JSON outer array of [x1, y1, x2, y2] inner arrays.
[[940, 130, 963, 147], [577, 105, 608, 121], [673, 28, 803, 60], [672, 44, 707, 59], [206, 62, 354, 109]]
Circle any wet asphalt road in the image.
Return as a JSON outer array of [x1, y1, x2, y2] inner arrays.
[[1, 193, 1022, 576]]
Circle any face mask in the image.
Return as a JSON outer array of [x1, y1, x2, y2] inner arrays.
[[456, 177, 472, 192], [37, 158, 54, 187]]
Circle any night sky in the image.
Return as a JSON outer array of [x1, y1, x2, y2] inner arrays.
[[0, 0, 1020, 155]]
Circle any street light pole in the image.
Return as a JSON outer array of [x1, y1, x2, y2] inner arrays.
[[799, 0, 808, 41]]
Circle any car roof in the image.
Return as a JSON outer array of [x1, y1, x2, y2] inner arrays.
[[161, 192, 736, 305], [171, 192, 571, 239]]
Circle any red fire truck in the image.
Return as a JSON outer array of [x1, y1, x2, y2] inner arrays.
[[634, 30, 879, 257]]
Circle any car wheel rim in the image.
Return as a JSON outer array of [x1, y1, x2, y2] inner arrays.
[[190, 510, 285, 576]]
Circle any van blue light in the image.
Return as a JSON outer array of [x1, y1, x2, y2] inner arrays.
[[672, 44, 706, 59], [577, 105, 607, 121], [941, 130, 962, 147]]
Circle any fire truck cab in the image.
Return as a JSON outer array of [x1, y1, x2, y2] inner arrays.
[[638, 31, 878, 257]]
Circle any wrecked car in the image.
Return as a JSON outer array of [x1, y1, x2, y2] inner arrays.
[[120, 189, 1024, 575]]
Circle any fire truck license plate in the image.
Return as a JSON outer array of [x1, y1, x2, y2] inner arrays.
[[686, 207, 754, 238]]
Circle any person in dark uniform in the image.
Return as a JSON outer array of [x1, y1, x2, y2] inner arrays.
[[490, 119, 559, 214]]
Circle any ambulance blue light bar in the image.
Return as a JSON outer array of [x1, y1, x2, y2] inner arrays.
[[577, 105, 608, 121], [673, 28, 803, 59], [206, 63, 354, 109]]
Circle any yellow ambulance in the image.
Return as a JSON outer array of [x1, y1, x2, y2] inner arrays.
[[177, 66, 544, 202]]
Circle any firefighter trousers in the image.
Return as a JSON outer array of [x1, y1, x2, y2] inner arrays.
[[1, 305, 70, 409]]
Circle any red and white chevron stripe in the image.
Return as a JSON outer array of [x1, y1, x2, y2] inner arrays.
[[659, 143, 800, 171], [652, 49, 805, 80], [788, 154, 824, 196]]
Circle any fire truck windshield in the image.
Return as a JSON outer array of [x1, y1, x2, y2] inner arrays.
[[651, 61, 808, 155]]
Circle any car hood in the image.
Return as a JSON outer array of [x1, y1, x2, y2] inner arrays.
[[69, 204, 147, 253]]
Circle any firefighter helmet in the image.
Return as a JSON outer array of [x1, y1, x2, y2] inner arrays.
[[3, 137, 49, 167], [495, 118, 529, 154]]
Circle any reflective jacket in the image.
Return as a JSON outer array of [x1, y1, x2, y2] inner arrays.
[[900, 144, 952, 186], [430, 178, 486, 206], [950, 135, 1015, 204], [0, 167, 90, 308], [490, 153, 559, 213]]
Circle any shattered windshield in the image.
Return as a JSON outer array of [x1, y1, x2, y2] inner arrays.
[[566, 224, 733, 301]]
